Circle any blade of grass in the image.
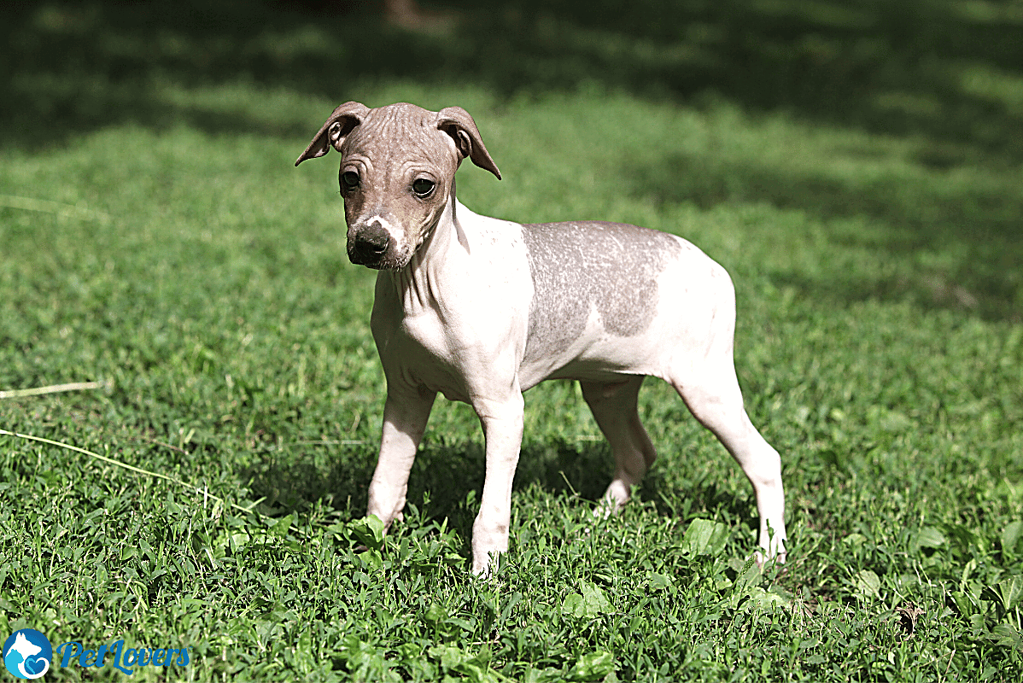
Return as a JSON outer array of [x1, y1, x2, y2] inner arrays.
[[0, 193, 110, 222], [0, 428, 263, 516], [0, 380, 112, 399]]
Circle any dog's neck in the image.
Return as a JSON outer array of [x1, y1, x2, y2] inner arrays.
[[384, 185, 466, 313]]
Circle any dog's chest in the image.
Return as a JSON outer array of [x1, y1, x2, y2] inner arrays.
[[370, 300, 458, 393]]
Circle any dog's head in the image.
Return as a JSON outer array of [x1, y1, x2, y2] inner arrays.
[[296, 102, 501, 270]]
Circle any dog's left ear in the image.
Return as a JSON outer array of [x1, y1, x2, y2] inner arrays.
[[437, 107, 502, 180], [295, 101, 370, 166]]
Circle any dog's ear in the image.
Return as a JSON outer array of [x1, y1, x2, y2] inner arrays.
[[295, 101, 370, 166], [437, 107, 502, 180]]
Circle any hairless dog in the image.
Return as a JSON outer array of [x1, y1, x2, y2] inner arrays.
[[296, 102, 787, 576]]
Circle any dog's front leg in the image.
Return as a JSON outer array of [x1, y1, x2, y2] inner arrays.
[[470, 391, 525, 577], [366, 386, 436, 530]]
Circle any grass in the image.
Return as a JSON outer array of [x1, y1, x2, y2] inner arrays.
[[1, 0, 1021, 680]]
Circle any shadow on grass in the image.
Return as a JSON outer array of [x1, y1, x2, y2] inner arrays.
[[626, 147, 1023, 321], [243, 438, 616, 521], [3, 0, 1021, 159], [243, 431, 756, 548]]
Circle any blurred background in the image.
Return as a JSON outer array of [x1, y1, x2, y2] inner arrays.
[[3, 0, 1021, 321], [3, 0, 1022, 158], [3, 0, 1018, 323]]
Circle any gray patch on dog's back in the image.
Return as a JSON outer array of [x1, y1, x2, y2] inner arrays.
[[521, 221, 683, 361]]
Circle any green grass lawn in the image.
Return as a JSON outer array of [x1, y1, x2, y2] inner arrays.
[[1, 1, 1021, 680]]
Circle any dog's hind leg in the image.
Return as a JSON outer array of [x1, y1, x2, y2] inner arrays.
[[669, 353, 787, 561], [581, 376, 658, 515]]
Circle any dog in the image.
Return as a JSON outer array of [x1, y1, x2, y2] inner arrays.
[[296, 102, 786, 576]]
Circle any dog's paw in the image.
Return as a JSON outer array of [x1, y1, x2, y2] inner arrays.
[[471, 550, 499, 579]]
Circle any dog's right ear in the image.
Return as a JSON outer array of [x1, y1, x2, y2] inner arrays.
[[295, 101, 370, 166]]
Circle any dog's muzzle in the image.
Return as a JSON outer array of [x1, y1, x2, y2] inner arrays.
[[348, 223, 391, 267]]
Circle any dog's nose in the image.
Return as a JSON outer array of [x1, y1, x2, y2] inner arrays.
[[349, 223, 391, 265]]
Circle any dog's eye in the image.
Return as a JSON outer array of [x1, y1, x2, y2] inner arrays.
[[341, 171, 361, 192], [412, 178, 436, 198]]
